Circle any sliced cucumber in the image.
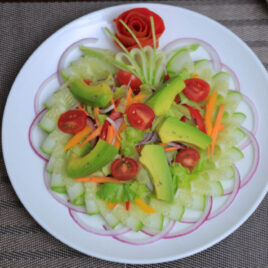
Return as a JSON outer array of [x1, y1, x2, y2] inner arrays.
[[224, 91, 243, 114], [212, 72, 230, 97], [214, 146, 244, 168], [40, 128, 71, 155], [191, 178, 224, 196], [50, 158, 66, 193], [95, 198, 120, 229], [150, 198, 185, 221], [113, 203, 143, 232], [175, 189, 206, 211], [64, 177, 85, 206], [222, 112, 246, 127], [203, 166, 235, 181], [44, 87, 78, 110], [38, 104, 67, 133], [84, 182, 99, 215], [167, 49, 194, 76], [194, 59, 213, 82], [46, 144, 66, 173]]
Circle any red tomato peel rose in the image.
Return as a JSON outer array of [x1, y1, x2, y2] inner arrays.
[[113, 8, 165, 50]]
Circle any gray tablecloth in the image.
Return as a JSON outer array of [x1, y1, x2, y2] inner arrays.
[[0, 1, 267, 267]]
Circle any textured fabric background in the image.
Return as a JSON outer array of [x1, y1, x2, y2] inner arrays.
[[0, 1, 267, 267]]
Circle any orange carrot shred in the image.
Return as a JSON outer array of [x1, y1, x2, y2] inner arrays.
[[125, 87, 133, 112], [107, 202, 117, 209], [205, 91, 218, 136], [192, 73, 199, 78], [164, 147, 179, 152], [94, 107, 100, 126], [130, 93, 146, 105], [135, 198, 155, 214], [64, 125, 92, 150], [77, 105, 89, 116], [111, 98, 117, 112], [159, 143, 168, 146], [106, 125, 114, 145], [80, 125, 102, 147], [218, 124, 225, 131], [74, 177, 124, 184]]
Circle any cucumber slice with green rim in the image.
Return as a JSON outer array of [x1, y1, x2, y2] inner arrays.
[[191, 179, 224, 196], [46, 144, 66, 173], [64, 177, 85, 206], [38, 104, 67, 133], [95, 199, 120, 229], [150, 198, 185, 221], [202, 166, 235, 181], [211, 72, 230, 97], [175, 189, 206, 211], [113, 203, 143, 232], [214, 146, 244, 168], [50, 158, 66, 193], [194, 59, 213, 82], [84, 182, 99, 215], [44, 88, 78, 110], [222, 112, 246, 127], [224, 91, 243, 114], [40, 128, 71, 155], [167, 49, 194, 76]]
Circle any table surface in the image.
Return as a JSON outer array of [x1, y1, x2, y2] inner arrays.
[[0, 1, 267, 267]]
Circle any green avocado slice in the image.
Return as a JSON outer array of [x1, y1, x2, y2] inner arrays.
[[158, 116, 212, 149], [66, 139, 118, 178], [139, 145, 174, 202], [69, 78, 113, 108], [146, 76, 185, 116]]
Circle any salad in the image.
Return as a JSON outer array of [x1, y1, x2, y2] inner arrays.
[[29, 8, 259, 245]]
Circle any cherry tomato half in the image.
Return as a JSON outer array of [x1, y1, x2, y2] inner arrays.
[[184, 104, 206, 133], [58, 110, 87, 134], [117, 69, 142, 95], [127, 103, 155, 131], [111, 157, 139, 181], [183, 78, 210, 102], [175, 148, 200, 172]]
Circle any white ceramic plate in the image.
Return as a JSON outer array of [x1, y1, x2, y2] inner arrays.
[[2, 3, 268, 264]]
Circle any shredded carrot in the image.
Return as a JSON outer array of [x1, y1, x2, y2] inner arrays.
[[77, 105, 89, 116], [106, 125, 114, 145], [205, 92, 218, 136], [192, 73, 199, 78], [135, 198, 155, 214], [80, 125, 102, 147], [114, 139, 121, 149], [159, 143, 168, 146], [218, 124, 225, 131], [125, 87, 133, 112], [111, 98, 117, 112], [64, 125, 92, 150], [107, 202, 117, 209], [94, 107, 100, 126], [74, 176, 124, 184], [135, 145, 144, 152], [164, 147, 179, 152], [210, 104, 225, 156], [130, 93, 146, 105], [118, 121, 127, 133]]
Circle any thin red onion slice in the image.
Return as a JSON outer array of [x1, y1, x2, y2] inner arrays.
[[112, 221, 176, 246], [240, 127, 260, 188], [106, 117, 119, 131], [162, 38, 221, 72], [221, 63, 240, 92], [34, 73, 57, 115], [57, 38, 98, 84], [208, 166, 241, 220], [43, 165, 87, 213], [167, 142, 185, 149], [99, 104, 115, 114], [28, 108, 49, 162], [164, 197, 212, 239], [69, 209, 131, 237]]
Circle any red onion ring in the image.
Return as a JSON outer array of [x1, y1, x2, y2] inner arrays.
[[43, 165, 87, 213], [167, 142, 185, 149], [99, 104, 115, 114], [57, 38, 98, 84], [162, 38, 221, 72], [164, 197, 212, 239], [221, 63, 240, 92], [28, 108, 49, 162], [208, 166, 241, 220], [106, 117, 119, 131], [69, 209, 131, 237], [112, 221, 176, 246], [34, 73, 57, 115], [240, 127, 260, 188]]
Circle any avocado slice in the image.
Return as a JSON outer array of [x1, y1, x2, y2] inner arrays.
[[146, 76, 185, 116], [69, 78, 113, 108], [158, 117, 212, 149], [66, 139, 118, 178], [139, 145, 173, 202]]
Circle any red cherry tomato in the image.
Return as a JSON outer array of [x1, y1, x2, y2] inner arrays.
[[127, 103, 155, 130], [174, 95, 180, 104], [164, 74, 170, 81], [175, 148, 200, 172], [100, 111, 122, 140], [111, 157, 139, 181], [184, 104, 206, 133], [58, 110, 87, 134], [117, 69, 142, 95], [183, 78, 210, 102]]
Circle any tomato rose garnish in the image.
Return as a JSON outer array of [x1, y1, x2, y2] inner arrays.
[[113, 8, 165, 51]]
